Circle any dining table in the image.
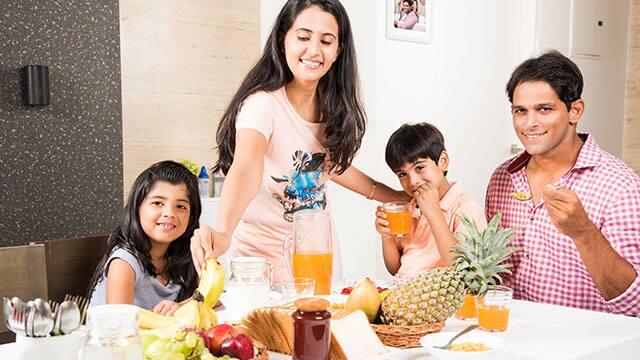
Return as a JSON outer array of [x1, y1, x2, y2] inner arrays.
[[1, 298, 638, 359]]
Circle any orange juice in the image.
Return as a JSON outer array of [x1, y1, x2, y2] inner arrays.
[[477, 304, 510, 332], [455, 294, 478, 319], [386, 210, 411, 235], [293, 252, 333, 295]]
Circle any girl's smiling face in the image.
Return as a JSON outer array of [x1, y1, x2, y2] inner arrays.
[[283, 5, 340, 85], [139, 181, 191, 246]]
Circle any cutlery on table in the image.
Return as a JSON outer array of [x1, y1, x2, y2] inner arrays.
[[433, 324, 479, 350], [58, 300, 81, 335]]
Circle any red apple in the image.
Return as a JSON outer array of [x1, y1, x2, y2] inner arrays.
[[203, 323, 239, 356], [220, 333, 254, 360]]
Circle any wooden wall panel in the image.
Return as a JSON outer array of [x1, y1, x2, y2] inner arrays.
[[120, 0, 261, 196], [625, 0, 640, 173]]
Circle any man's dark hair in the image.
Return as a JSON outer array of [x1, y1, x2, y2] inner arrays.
[[506, 50, 583, 111], [385, 122, 447, 176]]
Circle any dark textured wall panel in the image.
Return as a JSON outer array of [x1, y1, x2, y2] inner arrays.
[[0, 0, 122, 246]]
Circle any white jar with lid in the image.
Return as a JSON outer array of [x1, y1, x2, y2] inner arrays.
[[77, 304, 142, 360]]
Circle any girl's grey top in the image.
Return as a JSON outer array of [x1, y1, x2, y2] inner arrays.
[[89, 247, 181, 310]]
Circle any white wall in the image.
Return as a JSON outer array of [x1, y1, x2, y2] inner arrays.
[[259, 0, 630, 281], [535, 0, 629, 157]]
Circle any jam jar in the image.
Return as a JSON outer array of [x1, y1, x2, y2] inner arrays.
[[292, 297, 331, 360]]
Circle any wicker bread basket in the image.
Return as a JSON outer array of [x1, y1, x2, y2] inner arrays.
[[370, 321, 445, 349], [253, 339, 269, 360]]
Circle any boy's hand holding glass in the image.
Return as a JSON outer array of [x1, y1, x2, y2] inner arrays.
[[374, 205, 395, 238]]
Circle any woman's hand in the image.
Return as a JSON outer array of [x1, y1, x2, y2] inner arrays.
[[190, 224, 230, 275], [153, 300, 180, 316]]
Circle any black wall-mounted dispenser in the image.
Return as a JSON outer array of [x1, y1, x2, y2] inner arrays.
[[23, 65, 50, 106]]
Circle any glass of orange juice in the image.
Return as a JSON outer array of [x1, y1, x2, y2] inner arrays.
[[455, 293, 478, 319], [284, 209, 333, 295], [476, 286, 513, 332], [383, 202, 411, 236]]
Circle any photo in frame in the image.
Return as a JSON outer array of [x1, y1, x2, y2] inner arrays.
[[386, 0, 432, 44]]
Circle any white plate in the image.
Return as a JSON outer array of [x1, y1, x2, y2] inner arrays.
[[420, 331, 506, 360]]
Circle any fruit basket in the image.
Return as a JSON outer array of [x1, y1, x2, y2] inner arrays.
[[370, 321, 445, 349]]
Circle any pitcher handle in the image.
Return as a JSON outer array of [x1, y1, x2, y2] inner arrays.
[[283, 232, 294, 279]]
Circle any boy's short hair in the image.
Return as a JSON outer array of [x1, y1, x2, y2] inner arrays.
[[385, 122, 447, 175], [505, 50, 583, 111]]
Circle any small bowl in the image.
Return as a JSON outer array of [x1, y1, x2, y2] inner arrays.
[[419, 331, 506, 360]]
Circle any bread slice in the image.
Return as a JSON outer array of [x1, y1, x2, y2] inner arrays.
[[330, 310, 388, 360], [240, 303, 386, 359]]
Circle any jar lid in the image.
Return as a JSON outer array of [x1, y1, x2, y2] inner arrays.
[[294, 297, 329, 312]]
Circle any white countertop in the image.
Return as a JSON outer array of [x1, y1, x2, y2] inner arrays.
[[2, 299, 638, 359]]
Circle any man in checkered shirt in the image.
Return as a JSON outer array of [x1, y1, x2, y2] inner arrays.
[[486, 50, 640, 316]]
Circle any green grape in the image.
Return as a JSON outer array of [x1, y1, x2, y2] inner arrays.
[[185, 332, 199, 348], [144, 338, 169, 359], [169, 353, 186, 360], [141, 334, 159, 349], [200, 351, 215, 360], [174, 330, 187, 341]]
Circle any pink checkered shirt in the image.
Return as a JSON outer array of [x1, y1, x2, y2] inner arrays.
[[486, 133, 640, 316]]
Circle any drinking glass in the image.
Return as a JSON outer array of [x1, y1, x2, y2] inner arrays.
[[476, 286, 513, 332], [273, 278, 316, 303], [383, 202, 411, 236]]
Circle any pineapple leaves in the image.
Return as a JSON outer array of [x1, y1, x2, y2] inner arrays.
[[451, 212, 520, 297]]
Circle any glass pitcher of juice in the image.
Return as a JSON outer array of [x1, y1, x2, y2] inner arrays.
[[284, 209, 333, 295]]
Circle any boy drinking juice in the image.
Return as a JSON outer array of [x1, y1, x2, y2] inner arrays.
[[375, 123, 487, 277]]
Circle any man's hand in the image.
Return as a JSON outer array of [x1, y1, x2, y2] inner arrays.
[[190, 224, 230, 275], [413, 183, 440, 218], [543, 184, 597, 239]]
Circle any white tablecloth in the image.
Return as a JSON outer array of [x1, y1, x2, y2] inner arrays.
[[2, 299, 639, 359]]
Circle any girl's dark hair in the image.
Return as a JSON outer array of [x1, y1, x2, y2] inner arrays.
[[87, 160, 202, 301], [506, 50, 583, 111], [214, 0, 366, 176], [385, 122, 448, 176]]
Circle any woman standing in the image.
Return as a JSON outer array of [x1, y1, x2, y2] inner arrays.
[[191, 0, 408, 282]]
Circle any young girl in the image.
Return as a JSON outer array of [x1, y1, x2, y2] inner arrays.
[[88, 160, 202, 315], [190, 0, 409, 282]]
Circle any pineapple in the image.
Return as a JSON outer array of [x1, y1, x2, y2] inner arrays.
[[380, 213, 518, 326], [452, 212, 519, 297], [381, 268, 465, 325]]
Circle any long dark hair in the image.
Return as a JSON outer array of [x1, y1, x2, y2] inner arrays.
[[87, 161, 202, 301], [214, 0, 366, 175]]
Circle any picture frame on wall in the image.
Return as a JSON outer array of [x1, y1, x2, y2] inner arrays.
[[386, 0, 432, 44]]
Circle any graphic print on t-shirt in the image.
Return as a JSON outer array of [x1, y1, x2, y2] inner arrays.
[[271, 150, 327, 222]]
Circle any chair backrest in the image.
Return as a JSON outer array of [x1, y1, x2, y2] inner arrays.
[[41, 235, 109, 303], [0, 243, 48, 343]]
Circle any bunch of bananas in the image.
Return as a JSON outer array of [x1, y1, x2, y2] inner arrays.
[[139, 259, 225, 337]]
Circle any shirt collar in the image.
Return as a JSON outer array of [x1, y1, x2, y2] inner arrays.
[[506, 133, 600, 174]]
